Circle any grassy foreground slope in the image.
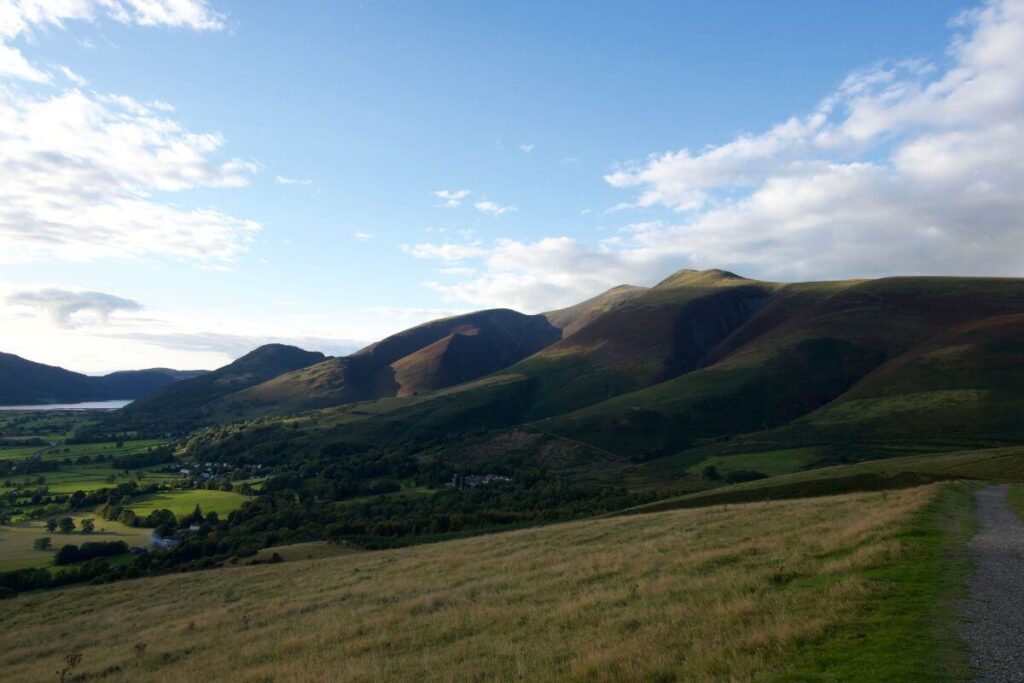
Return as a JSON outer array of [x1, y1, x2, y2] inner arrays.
[[0, 485, 968, 682], [625, 446, 1024, 513]]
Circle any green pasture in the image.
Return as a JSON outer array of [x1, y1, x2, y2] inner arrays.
[[126, 489, 249, 518], [0, 514, 151, 572]]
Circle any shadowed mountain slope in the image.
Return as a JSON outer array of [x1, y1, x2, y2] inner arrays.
[[538, 276, 1024, 461]]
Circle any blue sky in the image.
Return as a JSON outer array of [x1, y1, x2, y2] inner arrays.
[[2, 0, 1021, 372]]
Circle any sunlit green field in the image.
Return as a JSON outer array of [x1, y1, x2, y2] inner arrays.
[[0, 514, 152, 571], [126, 489, 250, 518]]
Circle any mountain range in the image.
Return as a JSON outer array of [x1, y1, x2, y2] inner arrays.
[[98, 268, 1024, 492], [0, 352, 207, 406]]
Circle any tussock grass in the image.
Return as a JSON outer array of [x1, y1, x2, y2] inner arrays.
[[0, 486, 942, 681]]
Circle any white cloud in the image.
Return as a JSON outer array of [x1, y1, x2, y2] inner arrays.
[[57, 64, 87, 85], [0, 1, 252, 264], [0, 88, 259, 263], [0, 281, 373, 372], [520, 143, 535, 153], [414, 237, 664, 312], [402, 242, 487, 261], [103, 0, 225, 31], [475, 200, 517, 216], [433, 188, 470, 208], [6, 287, 142, 327], [410, 0, 1024, 311], [438, 266, 476, 276], [0, 41, 49, 81], [0, 1, 223, 82], [353, 231, 371, 241], [276, 175, 312, 185]]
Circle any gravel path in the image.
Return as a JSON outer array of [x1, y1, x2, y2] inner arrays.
[[961, 485, 1024, 682]]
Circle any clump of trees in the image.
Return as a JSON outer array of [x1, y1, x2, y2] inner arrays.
[[54, 541, 129, 565], [97, 503, 178, 529]]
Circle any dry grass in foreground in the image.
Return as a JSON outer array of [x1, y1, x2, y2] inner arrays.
[[1, 486, 938, 682]]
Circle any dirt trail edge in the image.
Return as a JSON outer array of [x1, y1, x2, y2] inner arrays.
[[960, 484, 1024, 682]]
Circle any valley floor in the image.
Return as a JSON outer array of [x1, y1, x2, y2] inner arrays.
[[0, 484, 973, 682]]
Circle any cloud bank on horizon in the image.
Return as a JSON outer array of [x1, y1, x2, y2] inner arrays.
[[411, 0, 1024, 312]]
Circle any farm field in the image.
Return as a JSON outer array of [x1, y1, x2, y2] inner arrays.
[[2, 466, 178, 494], [0, 445, 50, 461], [0, 484, 970, 682], [126, 489, 250, 518], [0, 514, 151, 572], [0, 438, 169, 462]]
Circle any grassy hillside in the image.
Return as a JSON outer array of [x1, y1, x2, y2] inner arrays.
[[536, 276, 1024, 462], [0, 485, 969, 682], [510, 269, 778, 421]]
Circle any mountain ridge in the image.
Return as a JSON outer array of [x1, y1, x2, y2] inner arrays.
[[0, 352, 208, 405]]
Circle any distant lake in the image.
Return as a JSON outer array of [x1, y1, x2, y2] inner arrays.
[[0, 400, 133, 411]]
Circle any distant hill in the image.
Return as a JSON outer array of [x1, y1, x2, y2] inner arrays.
[[0, 352, 206, 406], [116, 344, 326, 429]]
